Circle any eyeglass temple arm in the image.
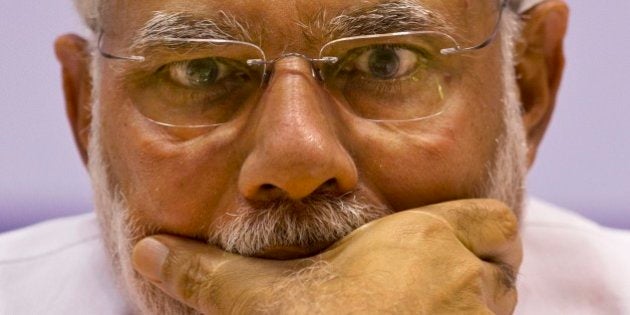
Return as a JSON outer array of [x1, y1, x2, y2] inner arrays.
[[97, 32, 145, 61], [97, 0, 507, 61], [441, 0, 508, 55]]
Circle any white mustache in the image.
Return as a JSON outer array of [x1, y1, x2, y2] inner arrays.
[[208, 192, 392, 257]]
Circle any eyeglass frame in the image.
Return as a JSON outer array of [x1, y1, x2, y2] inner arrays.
[[98, 0, 507, 68], [95, 0, 509, 127]]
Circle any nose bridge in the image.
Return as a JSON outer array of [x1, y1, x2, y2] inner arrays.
[[259, 53, 331, 84], [238, 57, 358, 200], [263, 57, 329, 132], [261, 58, 334, 159]]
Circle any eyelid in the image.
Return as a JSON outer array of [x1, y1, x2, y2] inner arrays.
[[166, 58, 226, 88], [350, 45, 426, 80]]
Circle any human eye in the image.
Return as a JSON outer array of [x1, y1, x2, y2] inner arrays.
[[345, 45, 427, 80], [152, 56, 256, 108], [166, 57, 244, 89], [318, 33, 461, 121], [123, 56, 259, 128], [320, 41, 453, 121]]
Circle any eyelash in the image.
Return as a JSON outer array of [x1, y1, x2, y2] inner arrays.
[[121, 43, 433, 99], [340, 45, 428, 75]]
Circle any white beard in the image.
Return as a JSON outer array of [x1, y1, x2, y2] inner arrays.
[[87, 10, 526, 315]]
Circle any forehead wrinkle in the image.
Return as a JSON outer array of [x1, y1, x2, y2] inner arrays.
[[130, 10, 259, 50], [298, 0, 454, 46]]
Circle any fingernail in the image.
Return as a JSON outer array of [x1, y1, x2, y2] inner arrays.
[[132, 238, 169, 283]]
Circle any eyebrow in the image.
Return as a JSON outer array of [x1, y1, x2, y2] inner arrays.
[[300, 0, 454, 44], [131, 1, 452, 51], [131, 10, 254, 50]]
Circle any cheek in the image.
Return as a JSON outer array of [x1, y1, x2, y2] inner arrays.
[[98, 77, 242, 235], [350, 93, 503, 211]]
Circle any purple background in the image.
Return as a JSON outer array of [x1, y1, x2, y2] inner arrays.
[[1, 1, 628, 232]]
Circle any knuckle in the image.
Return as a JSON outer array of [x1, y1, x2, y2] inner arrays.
[[504, 286, 519, 312], [477, 200, 519, 240], [493, 210, 519, 241], [495, 262, 517, 292], [483, 200, 516, 222], [476, 198, 510, 211], [498, 215, 519, 242], [489, 265, 519, 315], [463, 262, 486, 285]]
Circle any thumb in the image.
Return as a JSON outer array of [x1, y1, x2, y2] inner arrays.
[[132, 235, 291, 313]]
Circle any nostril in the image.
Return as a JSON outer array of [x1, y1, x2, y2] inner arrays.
[[323, 178, 337, 188], [317, 178, 339, 194], [253, 183, 286, 201], [252, 179, 340, 202]]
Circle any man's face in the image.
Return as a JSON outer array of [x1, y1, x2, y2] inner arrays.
[[96, 0, 515, 245], [87, 0, 527, 312]]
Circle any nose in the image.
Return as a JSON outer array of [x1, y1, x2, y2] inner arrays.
[[238, 57, 358, 201]]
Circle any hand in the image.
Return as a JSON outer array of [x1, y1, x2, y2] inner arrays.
[[132, 199, 522, 314]]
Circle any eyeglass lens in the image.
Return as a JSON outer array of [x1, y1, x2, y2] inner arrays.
[[107, 0, 503, 127]]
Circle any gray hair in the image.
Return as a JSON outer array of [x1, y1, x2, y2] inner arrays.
[[73, 0, 100, 32], [73, 0, 530, 33]]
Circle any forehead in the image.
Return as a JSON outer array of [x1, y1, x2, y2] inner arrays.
[[102, 0, 497, 34]]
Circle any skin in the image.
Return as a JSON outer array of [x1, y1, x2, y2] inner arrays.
[[55, 0, 568, 313], [134, 199, 522, 313]]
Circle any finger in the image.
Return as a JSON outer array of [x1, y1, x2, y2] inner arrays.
[[131, 235, 295, 313], [416, 199, 522, 314], [410, 199, 522, 264], [481, 261, 519, 315], [327, 198, 521, 268], [373, 199, 523, 294]]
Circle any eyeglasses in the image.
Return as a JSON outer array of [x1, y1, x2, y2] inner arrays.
[[98, 0, 508, 128]]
